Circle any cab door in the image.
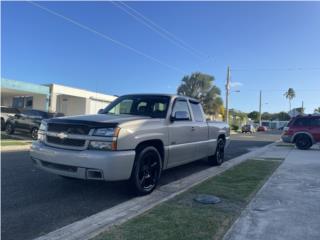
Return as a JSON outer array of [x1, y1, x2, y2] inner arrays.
[[189, 101, 210, 160], [167, 99, 196, 168]]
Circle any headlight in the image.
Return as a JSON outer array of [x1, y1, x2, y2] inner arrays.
[[89, 141, 113, 151], [93, 127, 120, 137], [38, 121, 47, 142], [39, 121, 47, 131]]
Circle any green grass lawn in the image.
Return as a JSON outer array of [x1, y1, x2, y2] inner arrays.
[[1, 133, 31, 147], [95, 159, 282, 240]]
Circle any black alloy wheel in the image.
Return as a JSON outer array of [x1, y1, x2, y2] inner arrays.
[[130, 146, 162, 195], [295, 135, 312, 150], [5, 123, 14, 134]]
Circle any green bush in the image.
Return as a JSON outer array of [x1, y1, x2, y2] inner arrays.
[[231, 124, 239, 131]]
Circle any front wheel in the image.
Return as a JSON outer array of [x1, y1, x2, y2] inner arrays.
[[130, 146, 162, 195], [5, 123, 14, 134], [208, 138, 225, 166]]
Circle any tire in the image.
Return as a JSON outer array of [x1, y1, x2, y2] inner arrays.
[[5, 123, 14, 134], [31, 127, 39, 140], [295, 134, 312, 150], [130, 146, 162, 195], [1, 118, 5, 131], [208, 138, 225, 166]]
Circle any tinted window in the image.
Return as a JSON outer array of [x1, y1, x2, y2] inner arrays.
[[172, 100, 191, 120], [293, 118, 311, 127], [310, 117, 320, 126], [190, 102, 204, 122], [1, 107, 19, 114]]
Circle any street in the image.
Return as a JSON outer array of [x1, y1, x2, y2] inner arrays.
[[1, 131, 281, 240]]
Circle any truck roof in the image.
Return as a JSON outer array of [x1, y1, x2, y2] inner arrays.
[[121, 93, 200, 103]]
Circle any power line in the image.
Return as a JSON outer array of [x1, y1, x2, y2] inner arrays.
[[28, 1, 186, 74], [232, 67, 320, 72], [110, 1, 205, 60], [116, 1, 211, 60]]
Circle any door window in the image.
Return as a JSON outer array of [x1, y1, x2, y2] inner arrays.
[[190, 102, 204, 122], [172, 100, 191, 120]]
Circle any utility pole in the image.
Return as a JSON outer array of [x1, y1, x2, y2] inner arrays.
[[225, 66, 231, 124], [301, 101, 304, 114], [259, 90, 262, 126]]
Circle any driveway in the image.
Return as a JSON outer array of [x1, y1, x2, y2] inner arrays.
[[1, 131, 281, 240]]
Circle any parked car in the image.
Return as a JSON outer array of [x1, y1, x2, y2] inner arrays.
[[241, 124, 255, 133], [30, 94, 230, 195], [257, 126, 267, 131], [6, 109, 64, 139], [1, 106, 20, 131], [282, 114, 320, 150]]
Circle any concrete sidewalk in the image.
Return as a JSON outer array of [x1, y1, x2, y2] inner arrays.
[[224, 146, 320, 240]]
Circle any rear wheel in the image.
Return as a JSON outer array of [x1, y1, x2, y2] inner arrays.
[[208, 138, 225, 166], [295, 134, 312, 150], [130, 146, 162, 195], [5, 123, 14, 134]]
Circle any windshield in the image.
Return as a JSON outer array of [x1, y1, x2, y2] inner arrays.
[[102, 95, 170, 118]]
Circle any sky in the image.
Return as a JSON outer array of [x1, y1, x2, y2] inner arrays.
[[2, 1, 320, 113]]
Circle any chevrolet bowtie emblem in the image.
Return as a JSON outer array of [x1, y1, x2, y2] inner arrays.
[[57, 132, 68, 139]]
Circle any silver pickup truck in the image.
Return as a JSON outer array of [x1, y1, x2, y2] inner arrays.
[[30, 94, 230, 195]]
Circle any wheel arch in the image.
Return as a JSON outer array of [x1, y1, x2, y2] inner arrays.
[[292, 132, 315, 144], [135, 139, 165, 165]]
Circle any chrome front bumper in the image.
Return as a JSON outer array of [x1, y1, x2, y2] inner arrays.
[[30, 141, 135, 181]]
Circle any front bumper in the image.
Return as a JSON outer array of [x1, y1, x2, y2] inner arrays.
[[30, 141, 135, 181], [281, 134, 293, 143]]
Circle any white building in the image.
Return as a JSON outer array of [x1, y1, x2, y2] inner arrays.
[[1, 78, 117, 116], [48, 84, 116, 116]]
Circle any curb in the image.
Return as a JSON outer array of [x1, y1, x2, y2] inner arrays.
[[33, 141, 278, 240], [1, 144, 31, 152]]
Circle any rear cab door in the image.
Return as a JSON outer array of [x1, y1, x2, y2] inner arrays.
[[188, 100, 210, 159]]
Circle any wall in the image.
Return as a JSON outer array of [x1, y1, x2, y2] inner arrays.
[[56, 95, 87, 116]]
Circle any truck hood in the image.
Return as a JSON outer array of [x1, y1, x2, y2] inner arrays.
[[48, 114, 151, 126]]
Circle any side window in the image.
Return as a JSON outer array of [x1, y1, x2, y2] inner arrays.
[[310, 117, 320, 126], [172, 100, 191, 120], [190, 102, 204, 122], [293, 118, 311, 127]]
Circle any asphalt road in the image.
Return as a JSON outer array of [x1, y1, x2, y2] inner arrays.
[[1, 131, 281, 240]]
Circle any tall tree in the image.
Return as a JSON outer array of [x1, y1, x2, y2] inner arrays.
[[177, 72, 223, 116], [284, 88, 296, 111], [248, 111, 259, 122], [314, 107, 320, 113]]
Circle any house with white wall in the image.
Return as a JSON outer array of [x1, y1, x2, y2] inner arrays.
[[1, 78, 117, 116]]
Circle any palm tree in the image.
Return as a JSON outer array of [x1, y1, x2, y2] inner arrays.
[[284, 88, 296, 111]]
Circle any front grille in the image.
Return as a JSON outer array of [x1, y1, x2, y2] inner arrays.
[[46, 136, 86, 147], [47, 123, 90, 135]]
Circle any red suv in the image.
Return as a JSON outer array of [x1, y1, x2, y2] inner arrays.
[[282, 115, 320, 150]]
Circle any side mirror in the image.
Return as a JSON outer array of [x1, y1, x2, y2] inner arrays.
[[98, 108, 104, 114], [171, 111, 190, 121]]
